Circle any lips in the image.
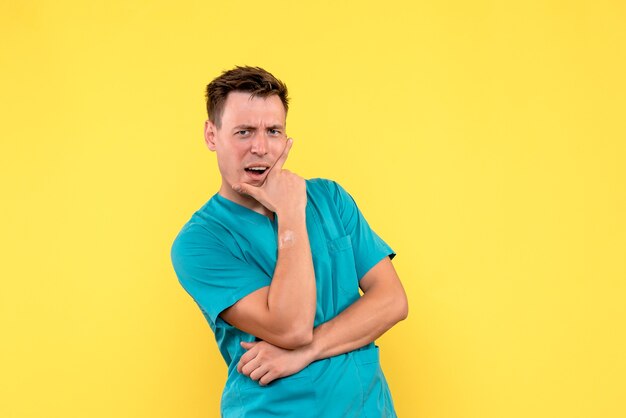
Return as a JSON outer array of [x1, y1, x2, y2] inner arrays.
[[244, 165, 269, 180], [245, 166, 269, 174]]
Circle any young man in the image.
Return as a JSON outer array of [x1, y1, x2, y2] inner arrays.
[[171, 66, 408, 417]]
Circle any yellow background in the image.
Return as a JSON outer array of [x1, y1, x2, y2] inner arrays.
[[2, 1, 625, 417]]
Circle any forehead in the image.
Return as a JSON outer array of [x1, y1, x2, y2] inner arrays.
[[221, 91, 286, 127]]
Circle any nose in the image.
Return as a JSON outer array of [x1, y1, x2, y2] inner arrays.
[[250, 132, 269, 156]]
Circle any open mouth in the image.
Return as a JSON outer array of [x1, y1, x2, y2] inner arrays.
[[244, 166, 269, 178]]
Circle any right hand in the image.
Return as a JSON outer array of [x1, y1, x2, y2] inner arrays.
[[232, 138, 306, 216], [238, 340, 315, 386]]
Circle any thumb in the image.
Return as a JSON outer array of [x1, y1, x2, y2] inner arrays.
[[240, 341, 257, 349]]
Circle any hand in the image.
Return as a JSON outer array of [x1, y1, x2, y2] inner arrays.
[[237, 340, 314, 386], [232, 138, 307, 217]]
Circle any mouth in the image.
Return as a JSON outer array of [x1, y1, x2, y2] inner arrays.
[[244, 165, 269, 180]]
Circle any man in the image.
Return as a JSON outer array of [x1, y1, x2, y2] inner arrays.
[[171, 66, 408, 417]]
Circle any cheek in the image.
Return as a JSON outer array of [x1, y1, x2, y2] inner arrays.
[[218, 147, 244, 167], [270, 140, 286, 157], [217, 152, 239, 174]]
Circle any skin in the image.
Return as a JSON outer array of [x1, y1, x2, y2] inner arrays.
[[205, 92, 316, 348], [238, 257, 408, 385], [206, 90, 408, 385], [204, 91, 295, 219]]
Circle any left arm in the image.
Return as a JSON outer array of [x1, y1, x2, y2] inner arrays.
[[238, 256, 408, 385], [308, 256, 407, 359]]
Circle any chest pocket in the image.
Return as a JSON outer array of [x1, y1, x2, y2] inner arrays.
[[328, 235, 361, 303]]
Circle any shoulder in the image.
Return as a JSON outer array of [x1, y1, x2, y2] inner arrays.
[[306, 177, 357, 209], [170, 197, 228, 260], [305, 177, 348, 199]]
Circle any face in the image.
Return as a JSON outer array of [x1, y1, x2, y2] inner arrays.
[[204, 91, 287, 203]]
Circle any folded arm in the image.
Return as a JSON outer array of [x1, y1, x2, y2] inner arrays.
[[219, 139, 317, 349], [238, 256, 408, 385], [308, 255, 407, 360], [220, 210, 316, 349]]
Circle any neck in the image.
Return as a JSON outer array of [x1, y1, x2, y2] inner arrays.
[[218, 182, 274, 220]]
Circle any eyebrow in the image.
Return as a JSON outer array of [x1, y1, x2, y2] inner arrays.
[[232, 124, 284, 131]]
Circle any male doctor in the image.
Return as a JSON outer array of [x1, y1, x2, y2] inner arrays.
[[171, 66, 408, 417]]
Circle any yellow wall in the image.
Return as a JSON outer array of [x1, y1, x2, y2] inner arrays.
[[2, 1, 625, 417]]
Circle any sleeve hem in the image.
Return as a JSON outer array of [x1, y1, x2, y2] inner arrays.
[[208, 279, 272, 325], [357, 249, 397, 282]]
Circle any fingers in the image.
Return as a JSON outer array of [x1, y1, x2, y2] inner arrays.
[[232, 182, 260, 199], [249, 364, 270, 381], [236, 341, 279, 386], [240, 357, 262, 376], [237, 342, 258, 373], [240, 341, 257, 349], [247, 364, 277, 386], [259, 371, 277, 386], [270, 137, 293, 174]]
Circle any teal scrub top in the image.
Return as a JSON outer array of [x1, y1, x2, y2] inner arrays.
[[171, 178, 398, 417]]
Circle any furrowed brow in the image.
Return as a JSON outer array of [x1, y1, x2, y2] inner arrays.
[[233, 125, 257, 131]]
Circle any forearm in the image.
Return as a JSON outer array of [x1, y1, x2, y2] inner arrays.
[[237, 260, 407, 384], [306, 283, 407, 361], [266, 211, 316, 339], [237, 286, 404, 385]]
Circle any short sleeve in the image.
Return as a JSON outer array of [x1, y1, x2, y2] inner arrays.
[[170, 223, 272, 326], [327, 180, 396, 280]]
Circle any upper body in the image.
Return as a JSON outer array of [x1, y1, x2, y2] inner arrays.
[[171, 178, 399, 416], [170, 66, 408, 417]]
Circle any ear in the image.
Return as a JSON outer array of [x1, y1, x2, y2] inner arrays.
[[204, 120, 217, 151]]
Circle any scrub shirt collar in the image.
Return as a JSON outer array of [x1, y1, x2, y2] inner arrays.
[[213, 193, 277, 226]]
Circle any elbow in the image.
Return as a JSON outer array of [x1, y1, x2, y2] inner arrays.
[[267, 321, 313, 349], [264, 310, 314, 349], [394, 293, 409, 323], [279, 327, 313, 349], [398, 300, 409, 321]]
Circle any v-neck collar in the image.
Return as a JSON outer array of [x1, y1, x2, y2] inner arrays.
[[213, 193, 276, 226]]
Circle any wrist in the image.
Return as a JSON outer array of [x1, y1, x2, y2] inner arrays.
[[298, 339, 321, 364], [276, 208, 306, 224]]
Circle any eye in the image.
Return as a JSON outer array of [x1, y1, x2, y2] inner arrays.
[[236, 130, 250, 136], [268, 129, 281, 136]]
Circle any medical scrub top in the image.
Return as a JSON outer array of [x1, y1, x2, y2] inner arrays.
[[171, 178, 398, 418]]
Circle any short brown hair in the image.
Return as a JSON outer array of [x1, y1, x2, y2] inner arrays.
[[205, 66, 289, 128]]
